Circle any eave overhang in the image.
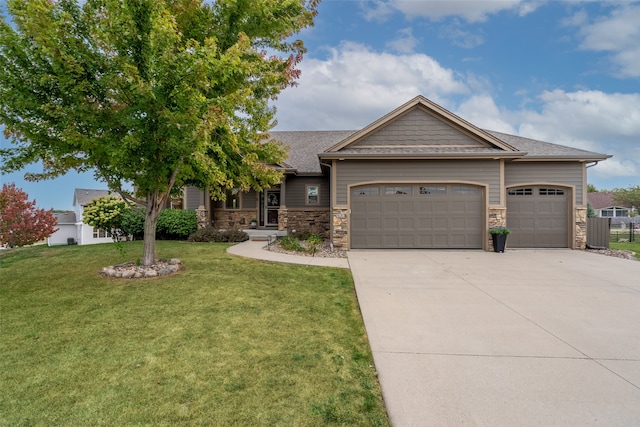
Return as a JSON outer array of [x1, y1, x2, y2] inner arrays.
[[319, 152, 527, 161]]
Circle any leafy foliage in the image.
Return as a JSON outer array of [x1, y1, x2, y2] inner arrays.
[[156, 209, 197, 240], [119, 208, 145, 239], [82, 195, 128, 240], [489, 227, 511, 235], [0, 183, 58, 247], [612, 186, 640, 213], [587, 183, 598, 193], [188, 226, 248, 242], [0, 0, 319, 265], [587, 202, 596, 218], [279, 235, 306, 252]]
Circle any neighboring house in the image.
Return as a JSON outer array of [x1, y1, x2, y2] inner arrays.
[[183, 95, 610, 251], [587, 191, 633, 218], [48, 188, 115, 246], [47, 211, 77, 246]]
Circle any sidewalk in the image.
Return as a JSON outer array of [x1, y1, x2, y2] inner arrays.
[[226, 240, 350, 269]]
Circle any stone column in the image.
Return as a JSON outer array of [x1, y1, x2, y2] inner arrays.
[[575, 207, 587, 249], [278, 207, 288, 232], [332, 208, 349, 250], [488, 207, 507, 251], [195, 205, 208, 229]]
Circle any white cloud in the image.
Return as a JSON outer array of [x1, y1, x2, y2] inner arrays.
[[362, 0, 538, 23], [273, 44, 639, 184], [273, 42, 469, 130], [386, 27, 419, 53], [514, 90, 640, 180], [573, 4, 640, 78], [456, 95, 516, 133]]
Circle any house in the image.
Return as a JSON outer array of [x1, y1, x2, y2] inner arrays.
[[183, 96, 610, 251], [47, 188, 115, 246], [587, 191, 634, 218]]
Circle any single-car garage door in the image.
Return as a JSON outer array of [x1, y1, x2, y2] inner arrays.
[[506, 186, 569, 248], [351, 184, 483, 249]]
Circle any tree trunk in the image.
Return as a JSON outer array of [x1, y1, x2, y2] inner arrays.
[[142, 192, 163, 266]]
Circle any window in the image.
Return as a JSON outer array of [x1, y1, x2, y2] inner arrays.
[[385, 186, 411, 195], [508, 188, 533, 196], [225, 188, 241, 209], [602, 207, 629, 217], [353, 186, 380, 196], [452, 185, 479, 195], [306, 185, 320, 205], [539, 188, 565, 196], [93, 227, 111, 239], [419, 185, 446, 195], [601, 209, 614, 217]]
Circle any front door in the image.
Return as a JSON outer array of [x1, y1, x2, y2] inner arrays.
[[265, 190, 280, 227]]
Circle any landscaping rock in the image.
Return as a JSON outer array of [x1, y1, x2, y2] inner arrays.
[[100, 259, 183, 279]]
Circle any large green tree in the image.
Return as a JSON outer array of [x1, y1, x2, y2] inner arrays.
[[0, 0, 318, 265], [612, 185, 640, 214]]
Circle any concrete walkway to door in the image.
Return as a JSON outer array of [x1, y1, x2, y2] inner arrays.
[[347, 249, 640, 426]]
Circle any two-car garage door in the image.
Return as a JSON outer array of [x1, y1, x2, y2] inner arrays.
[[351, 184, 483, 249]]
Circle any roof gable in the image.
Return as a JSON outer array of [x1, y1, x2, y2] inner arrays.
[[73, 188, 111, 206], [327, 95, 518, 154], [587, 192, 631, 209]]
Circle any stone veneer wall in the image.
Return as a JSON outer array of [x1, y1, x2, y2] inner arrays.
[[212, 209, 255, 229], [332, 208, 349, 250], [575, 207, 587, 249], [279, 208, 330, 237], [488, 207, 507, 252]]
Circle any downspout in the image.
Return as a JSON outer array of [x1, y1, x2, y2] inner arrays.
[[586, 161, 599, 168]]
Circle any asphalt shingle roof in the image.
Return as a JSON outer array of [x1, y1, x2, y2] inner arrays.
[[73, 188, 112, 206], [485, 131, 609, 160], [268, 129, 609, 174]]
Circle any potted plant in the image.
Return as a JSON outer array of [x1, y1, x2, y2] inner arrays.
[[250, 218, 257, 229], [489, 227, 510, 253]]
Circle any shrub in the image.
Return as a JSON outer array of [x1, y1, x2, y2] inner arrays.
[[279, 235, 305, 252], [119, 208, 145, 239], [188, 226, 249, 243], [306, 234, 323, 245], [156, 209, 198, 240]]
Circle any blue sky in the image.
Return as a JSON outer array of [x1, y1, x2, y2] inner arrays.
[[1, 0, 639, 210]]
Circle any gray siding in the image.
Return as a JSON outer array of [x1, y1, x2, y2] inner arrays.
[[504, 162, 584, 205], [242, 189, 258, 209], [185, 186, 205, 210], [335, 160, 500, 205], [284, 176, 330, 208], [211, 189, 258, 209], [353, 108, 486, 147]]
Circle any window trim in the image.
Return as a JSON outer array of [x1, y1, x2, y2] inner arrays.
[[305, 184, 320, 206], [224, 188, 241, 210]]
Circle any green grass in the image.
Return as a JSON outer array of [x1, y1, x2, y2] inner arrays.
[[0, 242, 389, 426], [610, 240, 640, 259]]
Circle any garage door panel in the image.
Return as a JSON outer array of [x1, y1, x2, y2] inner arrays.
[[507, 186, 568, 248], [351, 184, 483, 249], [432, 201, 449, 214]]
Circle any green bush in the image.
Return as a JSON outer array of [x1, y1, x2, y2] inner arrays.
[[188, 226, 249, 243], [306, 234, 323, 245], [157, 209, 198, 240], [119, 208, 145, 239], [279, 235, 305, 252]]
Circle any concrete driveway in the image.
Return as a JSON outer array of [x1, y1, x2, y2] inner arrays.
[[347, 249, 640, 426]]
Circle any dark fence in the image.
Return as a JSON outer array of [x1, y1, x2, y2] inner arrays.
[[587, 217, 611, 248], [610, 226, 637, 243]]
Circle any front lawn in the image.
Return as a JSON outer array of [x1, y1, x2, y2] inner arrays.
[[0, 242, 389, 426], [610, 240, 640, 260]]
